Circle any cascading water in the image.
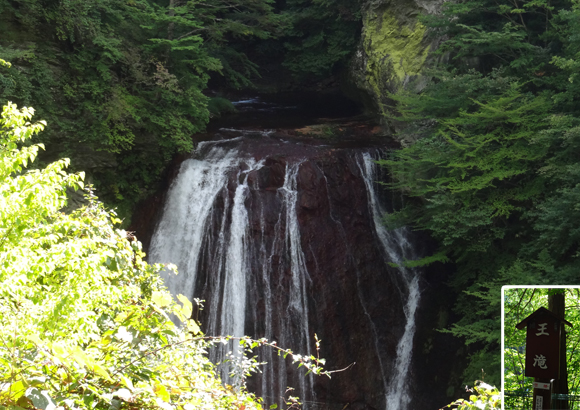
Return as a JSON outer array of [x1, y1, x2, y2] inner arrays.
[[150, 138, 315, 404], [269, 161, 313, 403], [149, 127, 423, 410], [358, 153, 421, 410]]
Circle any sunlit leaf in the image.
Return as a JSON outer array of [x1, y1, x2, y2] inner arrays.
[[153, 383, 170, 402], [152, 291, 173, 308]]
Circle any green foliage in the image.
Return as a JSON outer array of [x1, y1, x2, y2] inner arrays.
[[382, 0, 580, 387], [207, 97, 237, 118], [383, 85, 551, 256], [0, 0, 283, 216], [421, 0, 565, 79], [443, 381, 500, 409], [1, 0, 207, 213], [0, 102, 266, 409], [279, 0, 362, 79]]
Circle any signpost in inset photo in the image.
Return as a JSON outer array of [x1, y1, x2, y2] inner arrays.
[[516, 306, 573, 410]]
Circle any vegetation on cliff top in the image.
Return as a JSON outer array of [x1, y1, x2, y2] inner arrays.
[[0, 0, 361, 218]]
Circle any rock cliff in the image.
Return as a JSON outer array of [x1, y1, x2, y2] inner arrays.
[[350, 0, 445, 121], [135, 126, 466, 409]]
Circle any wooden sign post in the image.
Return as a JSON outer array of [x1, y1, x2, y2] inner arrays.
[[516, 307, 572, 410]]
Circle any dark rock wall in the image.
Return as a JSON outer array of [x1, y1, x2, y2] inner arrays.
[[133, 135, 465, 409]]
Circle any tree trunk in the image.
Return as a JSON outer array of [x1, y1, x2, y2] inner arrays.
[[168, 0, 176, 40], [549, 292, 569, 409]]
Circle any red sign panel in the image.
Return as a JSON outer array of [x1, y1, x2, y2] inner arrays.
[[524, 314, 560, 379]]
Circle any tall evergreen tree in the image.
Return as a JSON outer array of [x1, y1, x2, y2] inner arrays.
[[382, 0, 580, 384]]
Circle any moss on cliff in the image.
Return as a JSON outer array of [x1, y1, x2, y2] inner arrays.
[[358, 6, 431, 116]]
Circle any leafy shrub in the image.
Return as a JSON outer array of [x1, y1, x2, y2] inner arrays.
[[0, 102, 263, 409], [442, 381, 500, 410], [207, 97, 238, 118]]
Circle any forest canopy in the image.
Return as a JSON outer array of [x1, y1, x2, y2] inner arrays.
[[0, 0, 361, 217]]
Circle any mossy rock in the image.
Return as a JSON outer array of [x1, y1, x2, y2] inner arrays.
[[350, 0, 444, 118], [294, 124, 343, 139]]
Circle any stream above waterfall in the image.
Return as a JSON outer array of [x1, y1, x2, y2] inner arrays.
[[206, 90, 362, 131], [132, 92, 467, 410]]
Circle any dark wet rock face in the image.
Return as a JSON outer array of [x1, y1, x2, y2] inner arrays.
[[254, 146, 402, 407], [133, 108, 465, 409]]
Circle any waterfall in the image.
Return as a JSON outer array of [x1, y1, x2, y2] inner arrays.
[[149, 137, 422, 410], [358, 152, 421, 410], [149, 145, 240, 302], [272, 161, 313, 403], [149, 139, 314, 405]]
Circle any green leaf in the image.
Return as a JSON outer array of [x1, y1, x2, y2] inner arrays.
[[152, 291, 172, 307], [186, 319, 200, 335], [177, 293, 192, 317], [25, 388, 56, 410], [153, 383, 170, 402], [7, 380, 27, 400], [92, 364, 114, 382], [71, 346, 92, 368]]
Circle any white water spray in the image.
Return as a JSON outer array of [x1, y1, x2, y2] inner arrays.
[[358, 152, 421, 410], [149, 144, 313, 404], [272, 162, 313, 401], [149, 146, 239, 301]]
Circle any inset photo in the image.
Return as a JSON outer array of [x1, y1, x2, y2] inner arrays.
[[502, 286, 580, 410]]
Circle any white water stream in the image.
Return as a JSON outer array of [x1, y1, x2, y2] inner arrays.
[[358, 152, 421, 410], [149, 145, 240, 302]]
